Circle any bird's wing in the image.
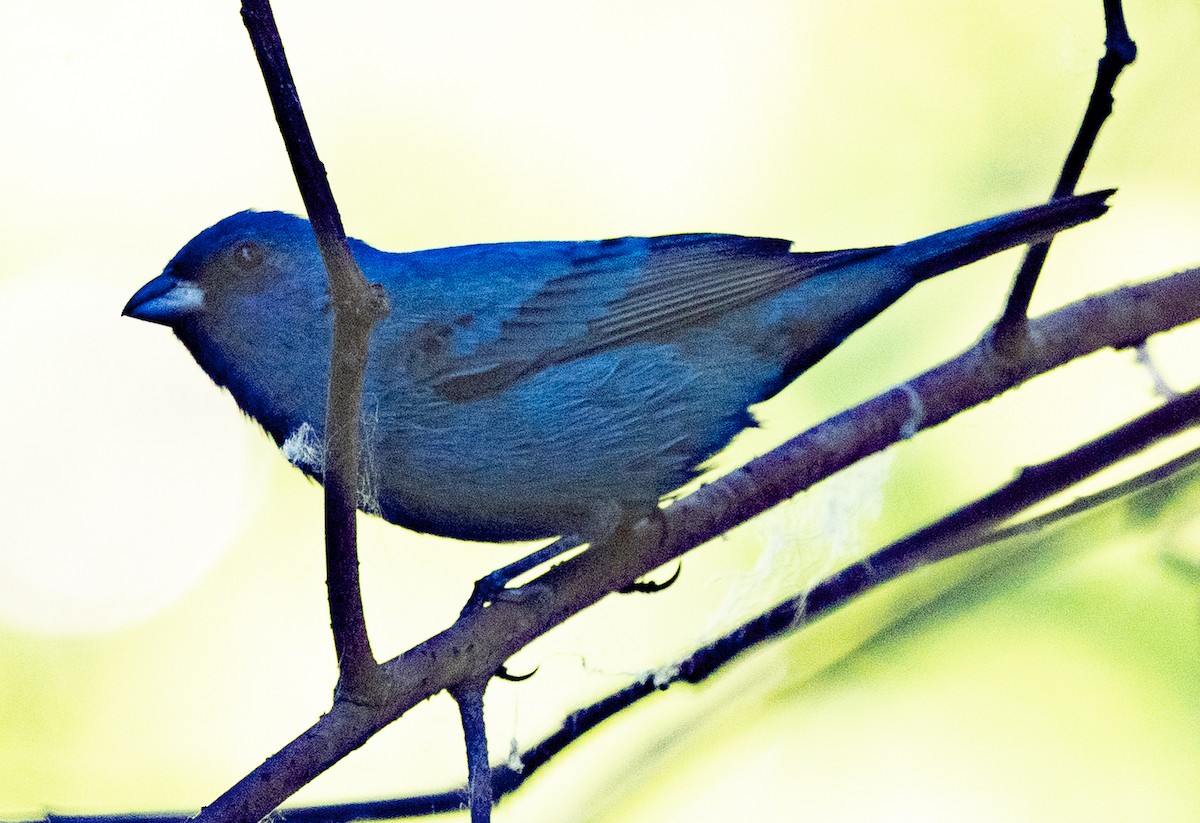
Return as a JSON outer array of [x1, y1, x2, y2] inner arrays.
[[431, 234, 890, 402]]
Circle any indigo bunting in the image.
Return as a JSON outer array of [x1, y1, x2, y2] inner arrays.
[[124, 191, 1111, 547]]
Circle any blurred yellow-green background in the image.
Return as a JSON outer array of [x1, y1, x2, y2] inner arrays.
[[2, 0, 1200, 820]]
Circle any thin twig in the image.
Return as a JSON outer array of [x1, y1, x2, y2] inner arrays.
[[994, 0, 1136, 350], [452, 685, 494, 823], [983, 444, 1200, 544], [846, 386, 1200, 580], [240, 0, 387, 698]]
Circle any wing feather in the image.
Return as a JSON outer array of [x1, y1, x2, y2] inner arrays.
[[432, 235, 890, 402]]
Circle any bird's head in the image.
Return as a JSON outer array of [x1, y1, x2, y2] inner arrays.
[[123, 210, 327, 328], [123, 211, 335, 437]]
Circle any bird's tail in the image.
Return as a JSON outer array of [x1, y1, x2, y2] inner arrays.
[[894, 189, 1114, 283]]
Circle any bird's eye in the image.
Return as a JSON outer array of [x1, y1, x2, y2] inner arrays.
[[232, 241, 264, 270]]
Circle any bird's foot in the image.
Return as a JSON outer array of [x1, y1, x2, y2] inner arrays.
[[460, 535, 584, 617]]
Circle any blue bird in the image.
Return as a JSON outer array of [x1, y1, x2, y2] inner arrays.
[[124, 191, 1111, 556]]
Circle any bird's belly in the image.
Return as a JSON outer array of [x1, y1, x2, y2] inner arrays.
[[366, 342, 771, 542]]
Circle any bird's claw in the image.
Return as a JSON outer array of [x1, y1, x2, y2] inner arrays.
[[496, 663, 539, 682], [619, 562, 682, 594]]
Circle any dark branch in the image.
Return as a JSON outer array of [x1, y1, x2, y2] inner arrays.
[[72, 388, 1198, 823], [178, 264, 1200, 823], [994, 0, 1136, 349], [240, 0, 387, 698], [452, 684, 494, 822]]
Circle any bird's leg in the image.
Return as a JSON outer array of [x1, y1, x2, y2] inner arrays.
[[460, 534, 587, 616], [460, 503, 643, 616]]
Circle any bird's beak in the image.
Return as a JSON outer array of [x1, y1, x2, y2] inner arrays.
[[122, 273, 205, 326]]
